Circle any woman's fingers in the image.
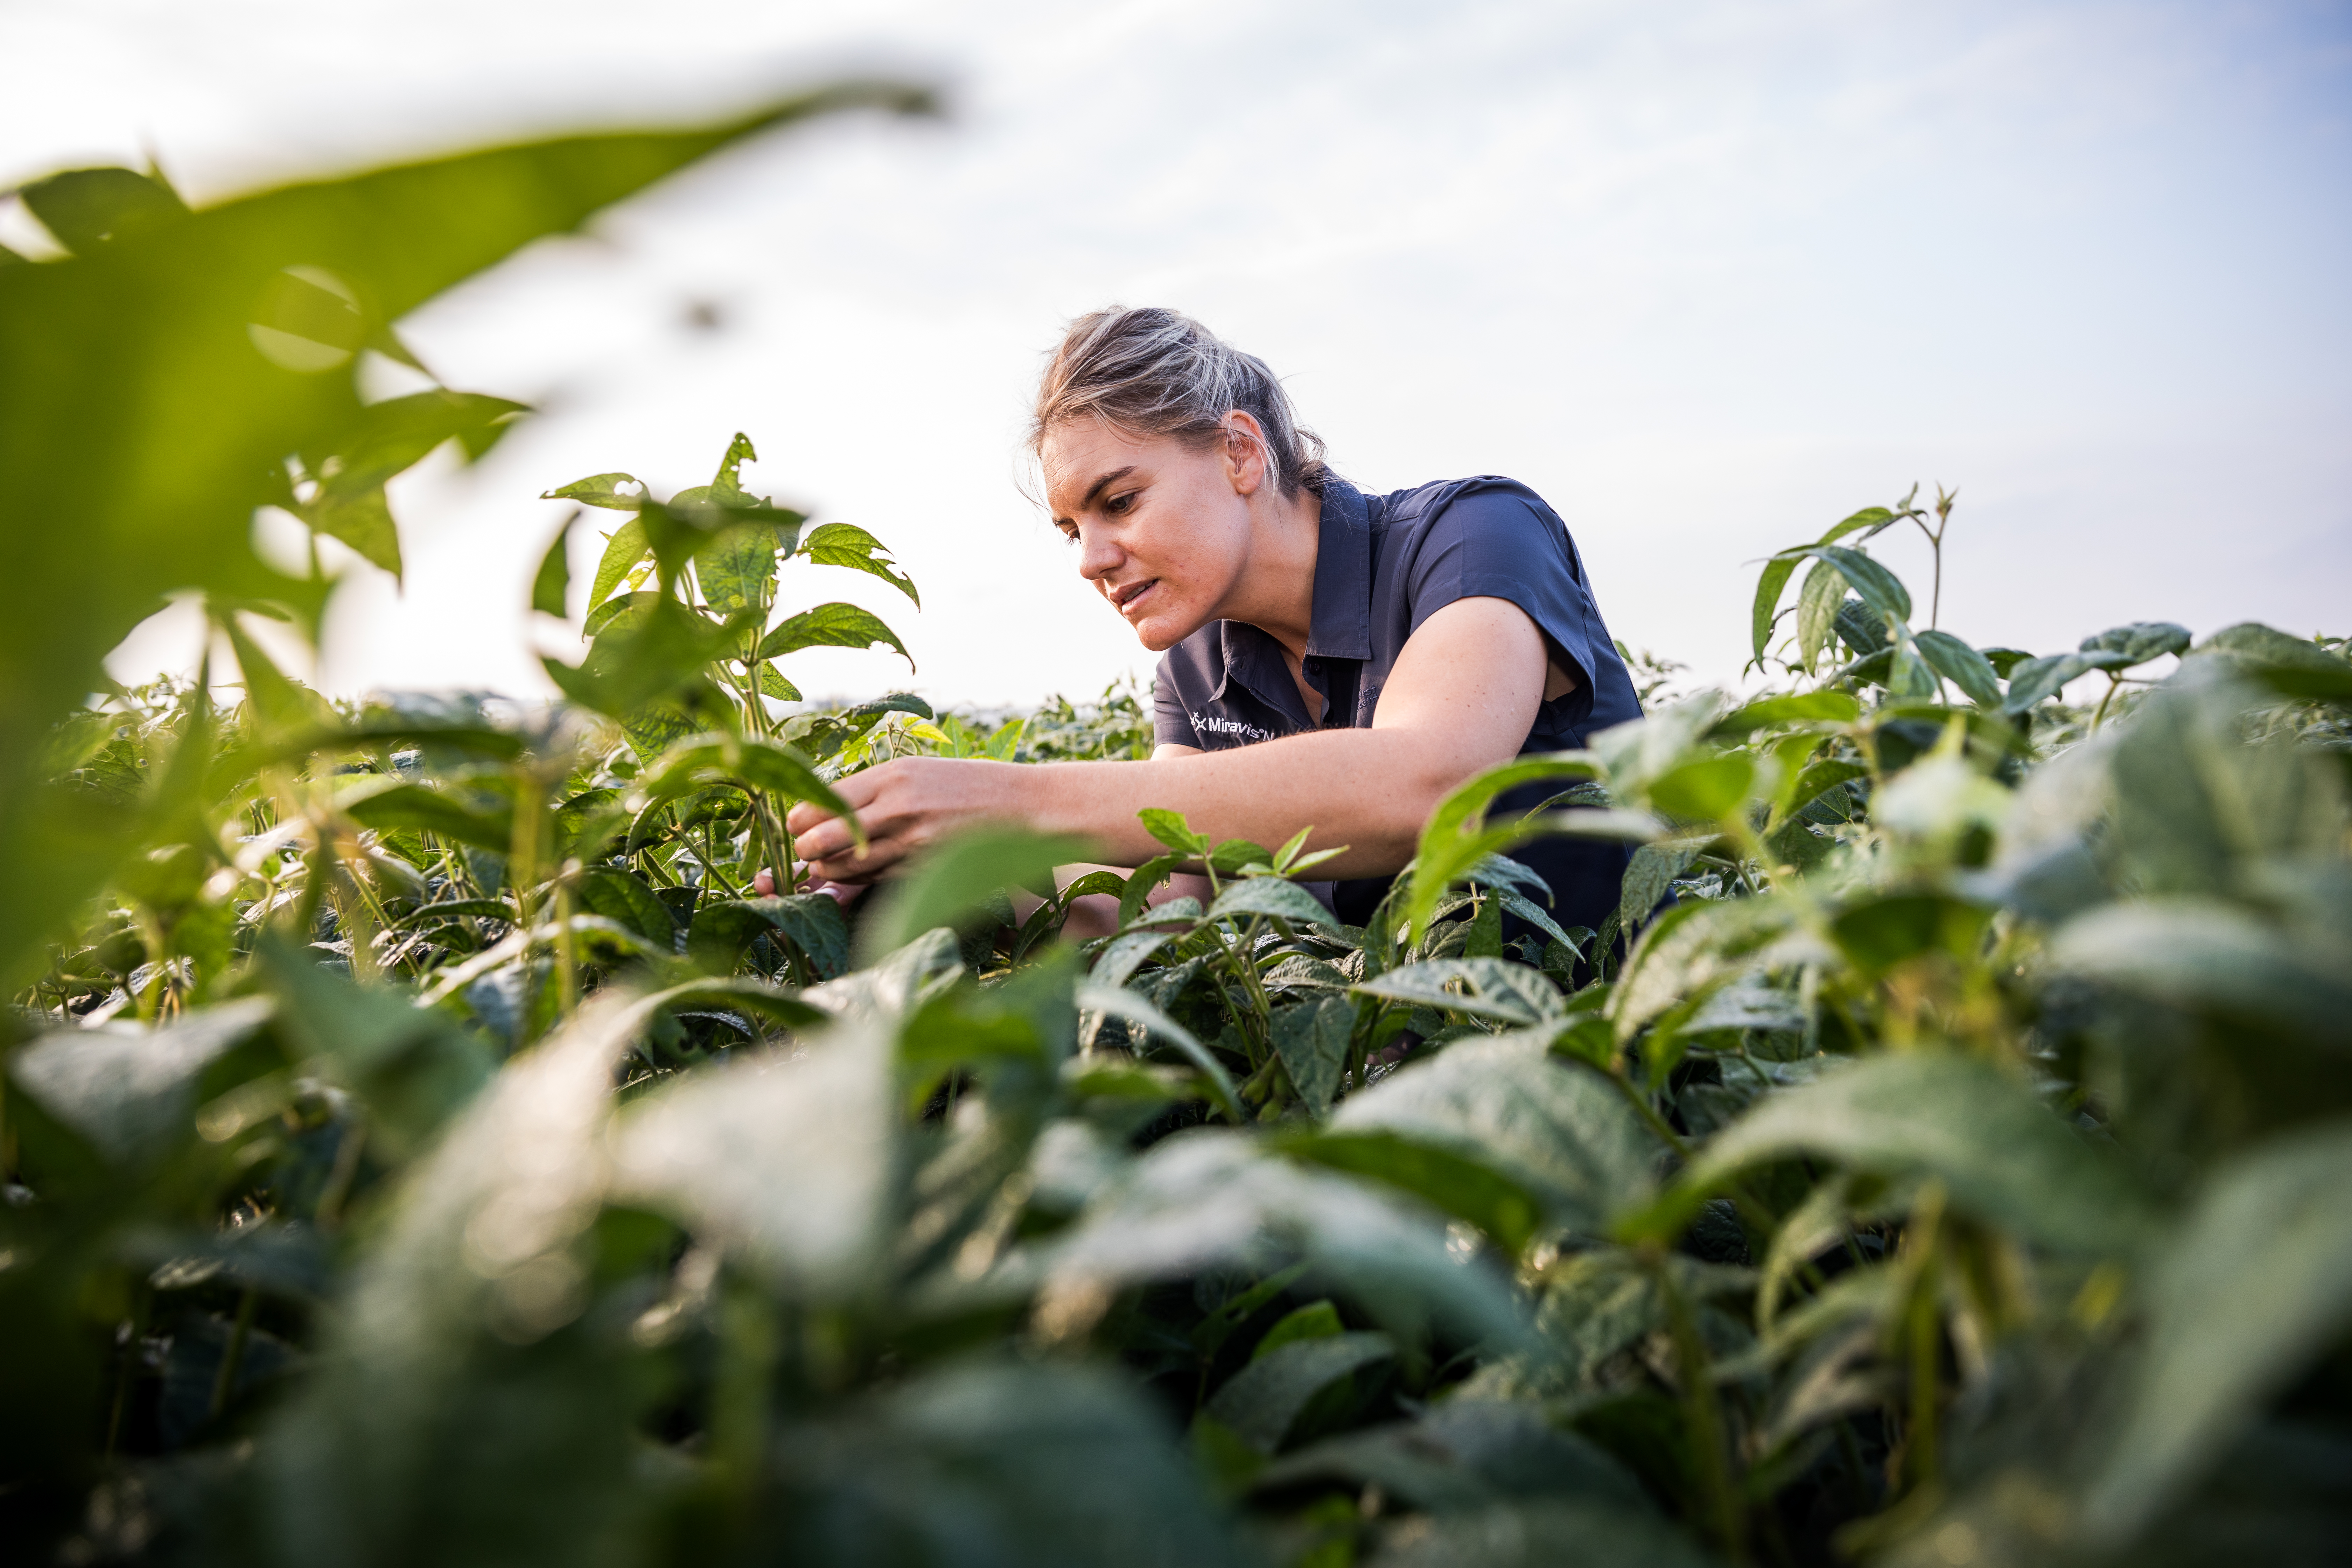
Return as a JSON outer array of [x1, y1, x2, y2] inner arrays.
[[785, 757, 1024, 884]]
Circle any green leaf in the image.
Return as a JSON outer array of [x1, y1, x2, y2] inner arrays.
[[1324, 1035, 1658, 1238], [1645, 753, 1758, 821], [688, 894, 852, 978], [1270, 995, 1354, 1117], [1714, 690, 1860, 736], [299, 483, 402, 580], [756, 602, 911, 667], [571, 867, 674, 946], [1072, 982, 1246, 1122], [1208, 838, 1279, 876], [547, 472, 649, 511], [1037, 1132, 1529, 1348], [800, 520, 919, 605], [2080, 1126, 2352, 1542], [340, 780, 514, 852], [585, 516, 650, 609], [308, 389, 527, 493], [19, 166, 189, 253], [1403, 753, 1610, 945], [1794, 558, 1847, 671], [2096, 676, 2342, 906], [611, 1004, 895, 1296], [1771, 757, 1865, 828], [8, 997, 275, 1164], [1206, 876, 1339, 930], [642, 733, 858, 840], [1618, 836, 1703, 934], [2190, 621, 2352, 702], [2079, 620, 2192, 666], [1252, 1300, 1345, 1360], [1819, 505, 1896, 545], [1771, 544, 1911, 627], [860, 827, 1093, 961], [1252, 1402, 1651, 1517], [1354, 958, 1563, 1027], [842, 691, 934, 723], [695, 514, 801, 615], [581, 589, 656, 638], [2047, 900, 2352, 1040], [221, 612, 331, 733], [1138, 807, 1209, 855], [530, 511, 574, 617], [1205, 1332, 1394, 1454], [1750, 554, 1801, 662], [1652, 1052, 2155, 1252], [1587, 693, 1724, 796], [1118, 854, 1186, 928], [709, 430, 758, 501], [1828, 892, 1993, 975], [1833, 599, 1891, 660], [637, 975, 827, 1032], [2001, 651, 2114, 713], [543, 597, 743, 720], [1913, 629, 2004, 707], [1609, 895, 1794, 1045], [1090, 927, 1179, 990], [1295, 1132, 1547, 1255]]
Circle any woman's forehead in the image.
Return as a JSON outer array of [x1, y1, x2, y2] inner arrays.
[[1042, 421, 1163, 508]]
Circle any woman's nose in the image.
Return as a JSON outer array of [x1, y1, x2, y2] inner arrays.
[[1078, 527, 1122, 582]]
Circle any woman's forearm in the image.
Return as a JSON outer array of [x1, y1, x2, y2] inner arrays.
[[1022, 726, 1470, 877], [786, 598, 1551, 885]]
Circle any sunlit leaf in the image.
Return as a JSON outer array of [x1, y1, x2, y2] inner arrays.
[[800, 521, 919, 605]]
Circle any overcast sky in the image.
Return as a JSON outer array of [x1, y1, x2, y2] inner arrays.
[[9, 0, 2348, 709]]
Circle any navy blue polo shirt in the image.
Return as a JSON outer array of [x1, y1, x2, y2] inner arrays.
[[1152, 475, 1644, 935]]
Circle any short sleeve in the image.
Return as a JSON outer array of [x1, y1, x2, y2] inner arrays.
[[1152, 659, 1202, 749], [1401, 486, 1607, 695]]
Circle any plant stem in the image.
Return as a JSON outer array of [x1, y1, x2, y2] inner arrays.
[[2089, 673, 2123, 733], [209, 1286, 260, 1421], [1902, 1185, 1947, 1496], [1656, 1254, 1746, 1562]]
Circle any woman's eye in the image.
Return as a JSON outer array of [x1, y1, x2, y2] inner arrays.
[[1104, 492, 1135, 516]]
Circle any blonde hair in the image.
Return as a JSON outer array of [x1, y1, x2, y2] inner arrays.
[[1030, 306, 1330, 499]]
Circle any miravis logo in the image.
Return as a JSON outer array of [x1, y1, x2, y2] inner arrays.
[[1192, 712, 1278, 746]]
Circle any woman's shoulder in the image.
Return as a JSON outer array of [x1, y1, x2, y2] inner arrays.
[[1367, 475, 1561, 536], [1362, 476, 1575, 570]]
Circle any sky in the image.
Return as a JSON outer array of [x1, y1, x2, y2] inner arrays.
[[8, 0, 2349, 710]]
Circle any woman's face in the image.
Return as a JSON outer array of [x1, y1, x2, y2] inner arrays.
[[1041, 419, 1255, 653]]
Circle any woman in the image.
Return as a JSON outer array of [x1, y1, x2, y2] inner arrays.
[[775, 307, 1644, 943]]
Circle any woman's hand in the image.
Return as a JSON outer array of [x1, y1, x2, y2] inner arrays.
[[785, 757, 1034, 884], [749, 868, 870, 906]]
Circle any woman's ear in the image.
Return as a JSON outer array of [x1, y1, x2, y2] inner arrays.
[[1223, 410, 1270, 497]]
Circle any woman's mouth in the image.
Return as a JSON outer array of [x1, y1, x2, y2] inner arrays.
[[1112, 579, 1159, 616]]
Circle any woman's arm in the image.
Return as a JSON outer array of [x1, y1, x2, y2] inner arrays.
[[787, 596, 1553, 883]]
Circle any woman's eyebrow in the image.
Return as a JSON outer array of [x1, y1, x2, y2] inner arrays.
[[1050, 465, 1139, 528], [1079, 465, 1137, 510]]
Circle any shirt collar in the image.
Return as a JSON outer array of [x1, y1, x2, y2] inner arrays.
[[1204, 479, 1374, 714], [1304, 479, 1373, 661]]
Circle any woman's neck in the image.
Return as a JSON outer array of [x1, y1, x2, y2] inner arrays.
[[1218, 484, 1325, 660]]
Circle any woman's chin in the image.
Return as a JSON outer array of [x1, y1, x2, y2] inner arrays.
[[1131, 609, 1200, 653]]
